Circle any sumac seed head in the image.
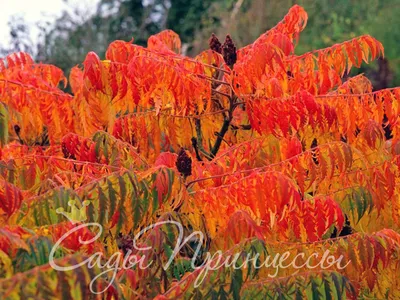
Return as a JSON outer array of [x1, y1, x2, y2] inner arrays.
[[222, 35, 237, 68], [209, 33, 222, 54], [176, 148, 192, 177]]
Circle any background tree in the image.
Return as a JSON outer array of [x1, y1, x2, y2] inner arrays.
[[34, 0, 217, 77], [0, 16, 33, 56], [3, 0, 399, 88]]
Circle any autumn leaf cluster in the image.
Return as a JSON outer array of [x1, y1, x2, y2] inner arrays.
[[0, 5, 400, 299]]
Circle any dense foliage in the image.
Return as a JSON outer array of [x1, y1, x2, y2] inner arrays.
[[0, 5, 400, 299]]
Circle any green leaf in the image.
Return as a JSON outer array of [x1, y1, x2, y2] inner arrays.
[[152, 173, 159, 213], [229, 267, 243, 300], [331, 272, 344, 297], [0, 102, 8, 147], [311, 278, 322, 300], [98, 185, 108, 225], [344, 187, 374, 224], [107, 179, 117, 219], [116, 176, 127, 233], [323, 274, 333, 300]]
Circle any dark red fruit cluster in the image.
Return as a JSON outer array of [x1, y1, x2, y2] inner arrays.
[[117, 233, 133, 255], [14, 125, 21, 135], [209, 33, 222, 54], [222, 35, 237, 68], [176, 148, 192, 177]]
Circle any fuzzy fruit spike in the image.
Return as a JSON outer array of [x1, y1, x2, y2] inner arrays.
[[176, 148, 192, 177], [209, 33, 222, 54], [222, 34, 237, 68]]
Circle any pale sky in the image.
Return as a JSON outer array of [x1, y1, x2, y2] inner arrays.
[[0, 0, 99, 47]]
